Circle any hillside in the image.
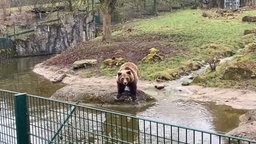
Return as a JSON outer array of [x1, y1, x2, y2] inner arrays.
[[43, 9, 256, 90]]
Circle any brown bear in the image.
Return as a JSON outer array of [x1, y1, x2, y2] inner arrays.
[[116, 62, 139, 101]]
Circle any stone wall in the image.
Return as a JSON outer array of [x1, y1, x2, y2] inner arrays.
[[14, 12, 95, 57]]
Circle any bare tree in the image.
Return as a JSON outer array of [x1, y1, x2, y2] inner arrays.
[[99, 0, 117, 42], [207, 57, 220, 71]]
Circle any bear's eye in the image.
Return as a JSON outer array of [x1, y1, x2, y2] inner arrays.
[[118, 72, 122, 76]]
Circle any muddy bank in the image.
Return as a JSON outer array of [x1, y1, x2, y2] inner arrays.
[[184, 86, 256, 110]]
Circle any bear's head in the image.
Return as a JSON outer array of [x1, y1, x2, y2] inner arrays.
[[117, 70, 134, 85]]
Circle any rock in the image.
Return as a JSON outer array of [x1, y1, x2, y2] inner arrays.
[[181, 81, 190, 86], [142, 48, 163, 64], [251, 74, 256, 79], [72, 59, 97, 70], [154, 85, 165, 90], [222, 67, 253, 80], [188, 76, 194, 80], [188, 61, 202, 71], [51, 73, 66, 83], [51, 83, 156, 108], [244, 29, 256, 35], [14, 12, 96, 57], [103, 57, 126, 68], [242, 16, 256, 22]]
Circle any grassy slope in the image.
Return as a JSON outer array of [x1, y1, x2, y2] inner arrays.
[[44, 9, 256, 87], [112, 9, 256, 80]]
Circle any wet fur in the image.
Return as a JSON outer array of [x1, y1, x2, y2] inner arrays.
[[116, 62, 139, 101]]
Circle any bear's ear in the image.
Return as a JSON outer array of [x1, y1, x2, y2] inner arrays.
[[126, 70, 131, 75], [118, 72, 122, 76]]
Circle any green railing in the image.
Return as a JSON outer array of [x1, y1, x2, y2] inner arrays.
[[0, 89, 256, 144]]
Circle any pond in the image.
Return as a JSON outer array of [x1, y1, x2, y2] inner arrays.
[[0, 56, 246, 135], [0, 56, 65, 97]]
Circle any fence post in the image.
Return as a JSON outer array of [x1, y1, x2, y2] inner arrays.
[[14, 93, 30, 144]]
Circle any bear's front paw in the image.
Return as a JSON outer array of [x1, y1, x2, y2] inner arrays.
[[116, 94, 122, 99], [131, 97, 137, 102]]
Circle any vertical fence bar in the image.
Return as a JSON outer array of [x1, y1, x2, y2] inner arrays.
[[14, 93, 30, 144]]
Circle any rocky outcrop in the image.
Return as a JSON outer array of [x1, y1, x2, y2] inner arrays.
[[14, 12, 95, 57], [51, 83, 156, 108]]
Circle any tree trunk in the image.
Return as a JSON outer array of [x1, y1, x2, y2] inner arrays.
[[68, 0, 73, 11], [102, 13, 112, 42]]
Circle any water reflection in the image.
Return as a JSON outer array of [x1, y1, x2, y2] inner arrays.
[[103, 113, 139, 143], [0, 56, 64, 97], [203, 102, 246, 133]]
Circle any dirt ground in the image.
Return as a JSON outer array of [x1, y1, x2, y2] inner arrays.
[[43, 34, 178, 67]]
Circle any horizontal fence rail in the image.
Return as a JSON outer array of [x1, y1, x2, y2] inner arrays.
[[0, 89, 256, 144]]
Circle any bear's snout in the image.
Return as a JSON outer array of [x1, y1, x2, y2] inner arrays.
[[123, 81, 128, 85]]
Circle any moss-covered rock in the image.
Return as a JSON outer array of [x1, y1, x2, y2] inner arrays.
[[103, 57, 126, 68], [245, 42, 256, 52], [242, 34, 256, 45], [142, 48, 163, 64], [200, 43, 235, 59], [222, 67, 253, 80], [182, 60, 203, 71], [242, 16, 256, 22], [155, 68, 180, 81], [51, 84, 156, 107], [244, 29, 256, 35]]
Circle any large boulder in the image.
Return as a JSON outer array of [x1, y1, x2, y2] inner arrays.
[[72, 59, 97, 69], [222, 67, 253, 80], [242, 16, 256, 22], [51, 83, 156, 108]]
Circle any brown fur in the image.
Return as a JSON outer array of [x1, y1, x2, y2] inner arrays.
[[116, 62, 139, 101]]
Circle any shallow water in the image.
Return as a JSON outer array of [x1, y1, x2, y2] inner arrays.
[[138, 87, 245, 134]]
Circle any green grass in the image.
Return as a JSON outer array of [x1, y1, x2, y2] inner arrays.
[[131, 9, 254, 47], [111, 9, 256, 81]]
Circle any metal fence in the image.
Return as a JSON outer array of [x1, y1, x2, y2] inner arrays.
[[0, 89, 256, 144]]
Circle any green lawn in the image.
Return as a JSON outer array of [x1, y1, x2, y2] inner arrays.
[[132, 9, 255, 47]]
